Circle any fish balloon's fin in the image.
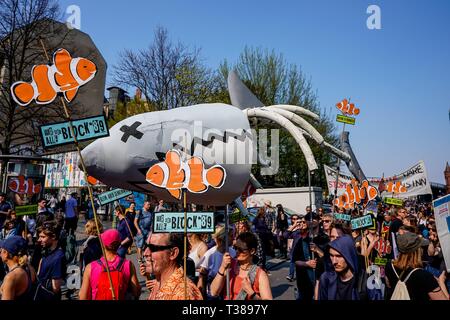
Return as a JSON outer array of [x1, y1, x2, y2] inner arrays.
[[168, 188, 182, 200], [64, 88, 79, 102], [227, 70, 264, 109]]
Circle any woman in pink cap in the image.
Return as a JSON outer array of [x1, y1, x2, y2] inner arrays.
[[79, 229, 141, 300]]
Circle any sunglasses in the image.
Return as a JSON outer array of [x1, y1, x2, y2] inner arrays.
[[144, 243, 174, 252], [298, 220, 307, 224], [323, 220, 332, 223], [233, 245, 250, 253]]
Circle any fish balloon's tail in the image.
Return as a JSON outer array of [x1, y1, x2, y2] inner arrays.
[[11, 82, 35, 106], [206, 165, 226, 189]]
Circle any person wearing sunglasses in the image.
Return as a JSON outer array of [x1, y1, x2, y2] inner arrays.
[[210, 232, 272, 300], [321, 214, 334, 238], [284, 214, 301, 282], [198, 225, 236, 300], [291, 212, 329, 301], [145, 232, 202, 300], [79, 229, 141, 300]]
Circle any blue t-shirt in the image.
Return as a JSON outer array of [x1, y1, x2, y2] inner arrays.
[[38, 247, 66, 286], [137, 209, 153, 234], [65, 197, 77, 218]]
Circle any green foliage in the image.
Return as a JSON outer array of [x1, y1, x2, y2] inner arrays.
[[107, 97, 157, 128]]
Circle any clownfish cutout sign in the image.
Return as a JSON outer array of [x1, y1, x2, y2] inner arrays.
[[334, 179, 378, 209], [11, 48, 97, 106], [8, 175, 42, 196], [385, 181, 407, 194], [336, 98, 360, 116], [146, 150, 226, 200]]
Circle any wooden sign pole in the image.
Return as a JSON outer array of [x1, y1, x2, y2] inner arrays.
[[39, 40, 116, 300]]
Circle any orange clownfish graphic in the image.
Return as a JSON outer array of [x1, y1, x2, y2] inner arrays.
[[11, 48, 97, 106], [334, 179, 378, 209], [385, 181, 407, 194], [8, 175, 42, 196], [146, 150, 226, 200], [336, 98, 360, 116]]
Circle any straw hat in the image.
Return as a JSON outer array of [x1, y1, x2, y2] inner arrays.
[[264, 199, 272, 207]]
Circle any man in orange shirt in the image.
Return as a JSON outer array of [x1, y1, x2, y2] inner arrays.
[[145, 232, 202, 300]]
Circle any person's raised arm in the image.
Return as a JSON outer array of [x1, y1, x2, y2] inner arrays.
[[210, 252, 231, 297]]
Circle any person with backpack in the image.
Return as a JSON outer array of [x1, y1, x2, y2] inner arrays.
[[210, 232, 272, 300], [79, 219, 103, 273], [0, 236, 37, 300], [384, 232, 448, 300], [79, 229, 141, 300]]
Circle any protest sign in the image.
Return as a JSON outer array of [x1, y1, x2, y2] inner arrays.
[[384, 197, 403, 206], [98, 189, 133, 206], [334, 213, 351, 221], [39, 115, 109, 148], [15, 204, 38, 216], [336, 114, 356, 125], [324, 165, 354, 197], [334, 179, 379, 209], [374, 257, 388, 266], [229, 209, 248, 224], [369, 161, 432, 199], [433, 194, 450, 272], [351, 214, 375, 230], [153, 212, 215, 233]]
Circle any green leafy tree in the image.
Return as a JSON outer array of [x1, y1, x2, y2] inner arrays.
[[107, 96, 157, 128]]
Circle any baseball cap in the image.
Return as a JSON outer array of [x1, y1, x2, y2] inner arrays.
[[100, 229, 121, 246], [0, 236, 28, 256], [396, 232, 425, 254]]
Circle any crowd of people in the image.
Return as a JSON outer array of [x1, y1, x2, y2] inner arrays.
[[0, 190, 449, 301]]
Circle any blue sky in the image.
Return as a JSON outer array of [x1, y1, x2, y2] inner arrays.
[[59, 0, 450, 184]]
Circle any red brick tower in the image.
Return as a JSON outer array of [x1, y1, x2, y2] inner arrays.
[[445, 162, 450, 195]]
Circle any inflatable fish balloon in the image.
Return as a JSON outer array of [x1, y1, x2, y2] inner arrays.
[[82, 103, 253, 205], [81, 73, 364, 206]]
